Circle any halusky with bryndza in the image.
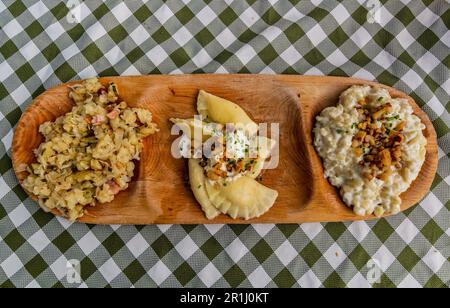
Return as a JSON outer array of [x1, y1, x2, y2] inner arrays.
[[22, 78, 158, 221], [314, 85, 427, 217]]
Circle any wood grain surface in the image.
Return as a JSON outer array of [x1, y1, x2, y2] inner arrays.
[[12, 75, 438, 224]]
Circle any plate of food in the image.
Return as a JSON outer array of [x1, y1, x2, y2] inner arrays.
[[12, 75, 438, 224]]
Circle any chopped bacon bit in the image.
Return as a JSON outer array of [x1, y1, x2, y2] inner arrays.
[[355, 131, 367, 142], [393, 134, 405, 145], [107, 180, 120, 195], [235, 160, 245, 173], [372, 103, 392, 120], [365, 135, 375, 146], [91, 115, 106, 126], [395, 121, 406, 131], [107, 109, 119, 119], [392, 146, 402, 159], [365, 155, 374, 162], [207, 170, 221, 181], [97, 88, 107, 96], [379, 149, 392, 167], [358, 122, 367, 130], [389, 130, 399, 138], [354, 147, 364, 156]]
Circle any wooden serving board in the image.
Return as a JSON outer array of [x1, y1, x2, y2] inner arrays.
[[12, 75, 438, 225]]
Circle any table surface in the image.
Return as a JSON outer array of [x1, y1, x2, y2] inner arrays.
[[0, 0, 449, 288]]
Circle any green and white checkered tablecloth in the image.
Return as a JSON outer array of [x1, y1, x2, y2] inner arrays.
[[0, 0, 449, 288]]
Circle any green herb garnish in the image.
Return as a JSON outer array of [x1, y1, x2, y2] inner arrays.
[[386, 115, 400, 121]]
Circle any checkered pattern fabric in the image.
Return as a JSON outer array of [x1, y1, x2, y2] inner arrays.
[[0, 0, 449, 288]]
